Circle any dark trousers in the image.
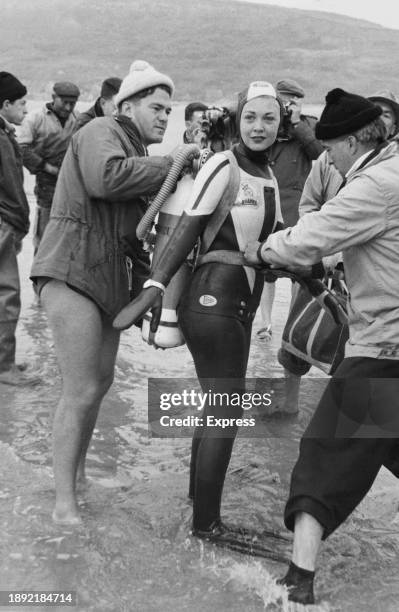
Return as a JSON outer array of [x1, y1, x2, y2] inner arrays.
[[285, 357, 399, 538], [33, 174, 56, 253], [0, 218, 22, 372]]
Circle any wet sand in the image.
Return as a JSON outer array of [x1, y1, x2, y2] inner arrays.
[[1, 110, 399, 611]]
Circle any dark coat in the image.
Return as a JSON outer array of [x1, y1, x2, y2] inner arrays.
[[31, 116, 173, 316], [74, 99, 103, 131], [268, 115, 323, 227], [0, 117, 30, 235]]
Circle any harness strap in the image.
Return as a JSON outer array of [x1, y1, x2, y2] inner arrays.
[[196, 249, 246, 267], [200, 150, 241, 253]]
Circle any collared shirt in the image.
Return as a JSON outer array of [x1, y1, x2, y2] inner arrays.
[[18, 103, 77, 173], [345, 150, 372, 179]]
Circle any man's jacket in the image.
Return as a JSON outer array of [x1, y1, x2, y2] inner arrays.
[[18, 103, 77, 173], [31, 116, 173, 317], [74, 99, 103, 131], [263, 141, 399, 359], [267, 115, 323, 227], [0, 116, 30, 235], [298, 150, 342, 217], [18, 104, 77, 207]]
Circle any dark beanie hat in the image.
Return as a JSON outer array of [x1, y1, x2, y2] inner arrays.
[[100, 77, 122, 98], [0, 71, 27, 103], [316, 88, 382, 140]]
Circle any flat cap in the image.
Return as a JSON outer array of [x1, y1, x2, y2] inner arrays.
[[368, 90, 399, 127], [53, 81, 80, 98], [276, 78, 305, 98]]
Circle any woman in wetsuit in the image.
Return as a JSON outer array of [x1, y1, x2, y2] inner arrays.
[[114, 81, 283, 544]]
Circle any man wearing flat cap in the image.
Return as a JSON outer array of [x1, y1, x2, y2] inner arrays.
[[31, 60, 183, 527], [368, 89, 399, 139], [245, 88, 399, 605], [18, 80, 80, 251], [268, 78, 323, 228], [75, 76, 122, 131]]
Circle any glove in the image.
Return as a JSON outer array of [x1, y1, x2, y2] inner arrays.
[[113, 286, 162, 331]]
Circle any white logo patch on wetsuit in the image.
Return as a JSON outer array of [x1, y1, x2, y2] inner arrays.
[[235, 179, 260, 208], [199, 295, 218, 307]]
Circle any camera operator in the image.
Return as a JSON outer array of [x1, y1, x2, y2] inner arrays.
[[269, 78, 323, 226], [183, 101, 208, 144], [256, 78, 323, 342], [183, 101, 236, 152]]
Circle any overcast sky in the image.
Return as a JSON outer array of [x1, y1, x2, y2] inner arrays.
[[237, 0, 399, 30]]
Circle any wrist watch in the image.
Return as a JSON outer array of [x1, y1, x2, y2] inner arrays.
[[142, 279, 165, 294]]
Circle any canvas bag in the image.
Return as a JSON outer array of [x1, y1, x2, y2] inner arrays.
[[281, 276, 349, 374]]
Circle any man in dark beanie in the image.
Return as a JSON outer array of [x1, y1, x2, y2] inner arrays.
[[18, 80, 80, 252], [74, 76, 122, 131], [0, 72, 40, 385], [244, 88, 399, 604]]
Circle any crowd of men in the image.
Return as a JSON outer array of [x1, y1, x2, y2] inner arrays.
[[0, 72, 122, 386], [1, 63, 399, 606]]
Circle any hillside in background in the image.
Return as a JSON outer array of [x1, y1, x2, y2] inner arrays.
[[2, 0, 398, 102]]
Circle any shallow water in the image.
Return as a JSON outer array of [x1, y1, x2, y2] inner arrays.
[[1, 130, 399, 611]]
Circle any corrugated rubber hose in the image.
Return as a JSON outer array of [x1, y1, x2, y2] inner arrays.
[[136, 144, 200, 242]]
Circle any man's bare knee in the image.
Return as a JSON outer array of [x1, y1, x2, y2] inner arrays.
[[63, 379, 108, 408], [98, 372, 114, 396]]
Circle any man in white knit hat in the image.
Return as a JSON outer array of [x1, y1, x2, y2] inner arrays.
[[31, 60, 181, 526]]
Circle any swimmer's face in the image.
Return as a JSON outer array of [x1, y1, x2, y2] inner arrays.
[[240, 96, 280, 151]]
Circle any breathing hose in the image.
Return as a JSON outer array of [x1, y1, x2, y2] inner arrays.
[[136, 144, 200, 242]]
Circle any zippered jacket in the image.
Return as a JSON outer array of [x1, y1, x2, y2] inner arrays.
[[31, 116, 173, 316], [262, 141, 399, 358]]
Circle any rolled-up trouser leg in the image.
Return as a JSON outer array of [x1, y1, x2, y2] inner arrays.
[[0, 220, 21, 372], [284, 357, 399, 539], [278, 347, 311, 376]]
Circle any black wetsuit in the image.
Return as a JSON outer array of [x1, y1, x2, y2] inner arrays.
[[175, 143, 282, 530]]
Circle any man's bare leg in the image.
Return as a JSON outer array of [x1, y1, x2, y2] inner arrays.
[[76, 323, 120, 485], [279, 511, 323, 604], [41, 280, 120, 525], [256, 282, 275, 340], [75, 406, 101, 488], [292, 511, 323, 570], [282, 368, 301, 414]]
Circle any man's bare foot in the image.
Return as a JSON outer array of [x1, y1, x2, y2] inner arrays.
[[76, 473, 92, 492], [264, 398, 299, 418], [0, 364, 42, 387], [256, 324, 272, 341], [52, 504, 82, 526], [265, 405, 299, 418]]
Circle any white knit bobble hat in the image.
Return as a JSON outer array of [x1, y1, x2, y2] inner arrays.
[[115, 60, 175, 107]]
